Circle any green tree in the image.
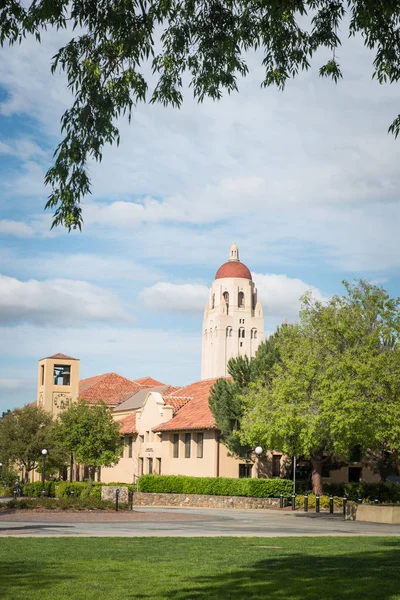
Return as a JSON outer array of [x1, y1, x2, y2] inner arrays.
[[1, 1, 400, 229], [241, 280, 400, 494], [55, 400, 123, 482], [0, 404, 58, 478], [209, 337, 281, 457]]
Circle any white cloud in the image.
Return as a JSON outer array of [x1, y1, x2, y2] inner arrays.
[[141, 282, 209, 314], [0, 275, 130, 325], [253, 273, 328, 320], [0, 220, 35, 237], [140, 274, 327, 321]]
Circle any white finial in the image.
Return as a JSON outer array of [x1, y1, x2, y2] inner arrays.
[[229, 242, 239, 262]]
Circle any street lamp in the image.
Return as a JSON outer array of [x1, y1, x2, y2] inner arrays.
[[41, 449, 48, 497], [255, 446, 263, 479], [0, 462, 2, 482]]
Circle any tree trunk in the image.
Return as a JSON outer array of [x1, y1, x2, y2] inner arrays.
[[311, 458, 323, 495]]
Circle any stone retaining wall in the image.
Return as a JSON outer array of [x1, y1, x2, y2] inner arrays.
[[132, 492, 282, 509], [101, 486, 129, 503]]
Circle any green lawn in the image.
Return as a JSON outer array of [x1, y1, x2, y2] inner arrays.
[[1, 537, 400, 600]]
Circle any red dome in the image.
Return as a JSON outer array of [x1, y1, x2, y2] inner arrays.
[[215, 261, 252, 280]]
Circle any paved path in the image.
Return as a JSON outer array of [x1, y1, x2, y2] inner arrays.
[[1, 506, 400, 537]]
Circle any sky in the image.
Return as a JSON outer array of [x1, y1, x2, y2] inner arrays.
[[1, 21, 400, 413]]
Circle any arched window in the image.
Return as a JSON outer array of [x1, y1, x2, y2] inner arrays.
[[238, 291, 244, 308], [252, 294, 256, 311], [254, 330, 257, 339], [226, 326, 232, 337], [238, 328, 245, 338], [212, 293, 215, 309], [210, 329, 213, 339], [215, 326, 218, 337], [223, 291, 229, 316], [251, 328, 257, 339], [205, 329, 208, 340]]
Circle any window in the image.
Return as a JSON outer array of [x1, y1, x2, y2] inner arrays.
[[156, 458, 162, 474], [238, 328, 245, 338], [238, 291, 244, 308], [321, 463, 331, 478], [120, 437, 124, 458], [139, 458, 144, 476], [272, 455, 281, 477], [239, 464, 252, 478], [148, 457, 153, 474], [350, 445, 362, 462], [212, 293, 215, 309], [348, 466, 362, 483], [223, 291, 229, 315], [128, 436, 133, 458], [53, 364, 71, 386], [139, 434, 144, 444], [226, 327, 233, 337], [197, 432, 204, 458], [40, 365, 44, 385], [173, 433, 179, 458], [185, 433, 191, 458]]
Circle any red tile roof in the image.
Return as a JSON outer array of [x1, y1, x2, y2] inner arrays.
[[163, 396, 192, 413], [43, 353, 79, 360], [133, 376, 165, 387], [119, 413, 137, 435], [79, 373, 143, 406], [154, 378, 220, 432]]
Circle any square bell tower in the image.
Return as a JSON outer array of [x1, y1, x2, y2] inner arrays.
[[37, 353, 80, 416]]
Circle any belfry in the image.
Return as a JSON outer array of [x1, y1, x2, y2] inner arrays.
[[201, 243, 264, 379]]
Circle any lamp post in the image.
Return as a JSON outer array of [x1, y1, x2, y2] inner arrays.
[[0, 462, 2, 483], [254, 446, 263, 478], [41, 449, 48, 497]]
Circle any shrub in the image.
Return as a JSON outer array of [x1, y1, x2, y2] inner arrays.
[[295, 494, 343, 509], [55, 482, 100, 498], [322, 481, 400, 503], [5, 497, 117, 510], [0, 486, 12, 497], [22, 481, 56, 498], [138, 475, 293, 498]]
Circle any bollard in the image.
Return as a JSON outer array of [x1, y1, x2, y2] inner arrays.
[[115, 488, 120, 512], [304, 494, 308, 512], [279, 492, 284, 509], [357, 497, 363, 505], [291, 492, 296, 511], [316, 494, 320, 513], [128, 490, 134, 511], [343, 496, 347, 517], [329, 495, 334, 514]]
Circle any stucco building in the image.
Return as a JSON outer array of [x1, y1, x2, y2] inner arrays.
[[34, 244, 379, 485]]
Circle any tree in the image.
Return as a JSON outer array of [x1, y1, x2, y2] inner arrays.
[[209, 336, 281, 457], [1, 1, 400, 230], [0, 404, 58, 478], [55, 400, 123, 481], [241, 280, 400, 494]]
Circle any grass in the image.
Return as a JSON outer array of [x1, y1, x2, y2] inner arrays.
[[1, 537, 400, 599]]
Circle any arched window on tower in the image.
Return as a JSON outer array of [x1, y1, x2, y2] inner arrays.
[[252, 294, 256, 311], [251, 328, 257, 339], [238, 291, 245, 308], [226, 326, 232, 337], [223, 291, 229, 315], [238, 328, 245, 338], [212, 293, 215, 309]]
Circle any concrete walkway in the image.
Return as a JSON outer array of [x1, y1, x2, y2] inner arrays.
[[1, 506, 400, 537]]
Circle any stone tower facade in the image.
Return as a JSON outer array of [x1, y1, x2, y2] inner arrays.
[[37, 353, 80, 417], [201, 243, 264, 379]]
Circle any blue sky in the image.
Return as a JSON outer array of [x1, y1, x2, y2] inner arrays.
[[1, 26, 400, 413]]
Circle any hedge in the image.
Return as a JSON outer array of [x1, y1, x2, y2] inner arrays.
[[138, 475, 293, 498], [22, 481, 56, 498], [322, 481, 400, 503], [56, 481, 134, 498]]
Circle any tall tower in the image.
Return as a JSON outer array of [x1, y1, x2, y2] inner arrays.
[[201, 243, 264, 379]]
